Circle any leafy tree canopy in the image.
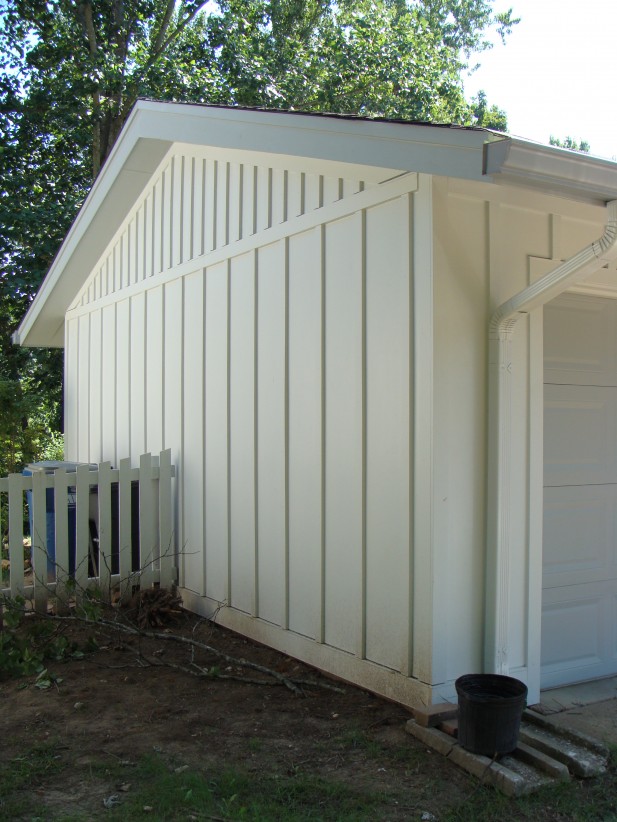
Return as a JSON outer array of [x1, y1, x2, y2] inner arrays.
[[0, 0, 515, 472], [549, 135, 591, 153]]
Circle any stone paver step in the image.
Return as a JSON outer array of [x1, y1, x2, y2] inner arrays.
[[405, 703, 608, 795]]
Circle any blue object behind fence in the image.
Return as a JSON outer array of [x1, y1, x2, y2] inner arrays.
[[24, 462, 95, 575]]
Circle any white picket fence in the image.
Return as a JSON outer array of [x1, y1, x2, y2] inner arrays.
[[0, 450, 175, 611]]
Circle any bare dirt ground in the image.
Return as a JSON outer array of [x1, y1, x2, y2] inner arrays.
[[1, 605, 616, 820], [0, 605, 481, 820]]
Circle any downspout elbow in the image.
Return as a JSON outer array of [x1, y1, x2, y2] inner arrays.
[[592, 201, 617, 257], [490, 199, 617, 337]]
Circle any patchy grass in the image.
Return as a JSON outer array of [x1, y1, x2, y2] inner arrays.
[[0, 744, 396, 821], [0, 741, 65, 819], [5, 722, 617, 822], [7, 741, 617, 821], [337, 727, 384, 758]]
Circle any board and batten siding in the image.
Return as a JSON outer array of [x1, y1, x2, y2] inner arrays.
[[65, 157, 421, 698], [70, 146, 375, 311]]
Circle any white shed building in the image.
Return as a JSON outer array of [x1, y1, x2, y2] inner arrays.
[[15, 101, 617, 707]]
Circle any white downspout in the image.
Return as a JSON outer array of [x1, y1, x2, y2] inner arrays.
[[485, 199, 617, 677]]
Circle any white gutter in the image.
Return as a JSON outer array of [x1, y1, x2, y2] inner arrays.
[[485, 199, 617, 677]]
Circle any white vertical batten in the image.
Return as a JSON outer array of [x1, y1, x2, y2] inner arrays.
[[360, 207, 368, 661], [129, 292, 146, 458], [411, 174, 435, 684], [121, 232, 128, 291], [226, 258, 232, 606], [144, 191, 153, 278], [228, 251, 257, 614], [227, 162, 239, 244], [174, 277, 186, 592], [190, 157, 196, 260], [135, 208, 142, 283], [204, 261, 229, 602], [182, 154, 193, 264], [127, 216, 135, 285], [210, 160, 218, 252], [319, 223, 326, 644], [101, 303, 117, 464], [141, 192, 148, 280], [172, 154, 182, 268], [286, 228, 321, 638], [323, 212, 363, 655], [181, 270, 204, 593], [89, 309, 102, 462], [283, 235, 290, 630], [253, 248, 259, 618], [405, 190, 414, 677], [364, 195, 413, 672], [116, 300, 131, 476], [485, 199, 617, 680], [225, 162, 231, 245], [145, 287, 163, 452]]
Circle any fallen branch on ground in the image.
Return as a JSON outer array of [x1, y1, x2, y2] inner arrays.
[[36, 607, 345, 695]]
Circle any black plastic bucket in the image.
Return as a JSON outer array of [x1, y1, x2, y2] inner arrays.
[[455, 674, 527, 756]]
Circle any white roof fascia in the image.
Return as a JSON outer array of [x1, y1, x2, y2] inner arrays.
[[130, 100, 495, 180], [484, 136, 617, 205]]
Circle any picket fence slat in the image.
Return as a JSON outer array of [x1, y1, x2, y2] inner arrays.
[[0, 450, 176, 611], [75, 465, 92, 593], [118, 458, 133, 602], [52, 469, 71, 611], [159, 449, 174, 590], [54, 470, 70, 579], [32, 471, 47, 612], [98, 462, 113, 599], [138, 453, 156, 590]]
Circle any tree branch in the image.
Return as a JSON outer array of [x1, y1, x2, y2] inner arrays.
[[151, 0, 176, 57], [78, 0, 99, 56], [141, 0, 209, 79], [29, 605, 345, 696]]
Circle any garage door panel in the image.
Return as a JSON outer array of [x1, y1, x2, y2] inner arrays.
[[544, 295, 617, 386], [541, 584, 617, 689], [543, 485, 617, 586], [544, 384, 617, 486], [542, 592, 604, 668], [543, 294, 617, 689]]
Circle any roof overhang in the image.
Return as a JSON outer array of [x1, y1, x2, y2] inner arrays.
[[14, 101, 617, 347], [484, 135, 617, 204]]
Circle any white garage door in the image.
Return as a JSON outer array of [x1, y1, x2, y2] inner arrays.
[[543, 293, 617, 688]]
